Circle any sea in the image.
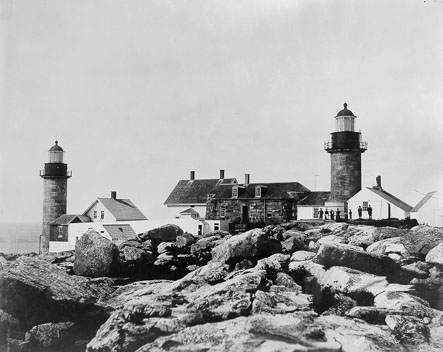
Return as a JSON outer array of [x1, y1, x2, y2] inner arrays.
[[0, 223, 41, 254]]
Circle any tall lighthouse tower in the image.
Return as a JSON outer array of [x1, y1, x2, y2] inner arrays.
[[40, 141, 72, 253], [324, 103, 367, 210]]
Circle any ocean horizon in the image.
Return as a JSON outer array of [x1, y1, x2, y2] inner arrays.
[[0, 223, 41, 254]]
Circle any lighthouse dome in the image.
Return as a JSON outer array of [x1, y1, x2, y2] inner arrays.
[[49, 140, 64, 152], [336, 103, 355, 117]]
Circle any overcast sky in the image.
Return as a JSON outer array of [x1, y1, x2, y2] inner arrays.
[[1, 0, 442, 224]]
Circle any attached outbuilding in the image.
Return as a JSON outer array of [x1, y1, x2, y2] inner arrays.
[[410, 191, 443, 227], [297, 192, 331, 220]]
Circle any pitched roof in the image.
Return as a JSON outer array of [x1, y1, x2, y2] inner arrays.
[[100, 198, 147, 221], [84, 198, 147, 221], [50, 214, 91, 225], [164, 178, 237, 205], [367, 187, 413, 212], [211, 182, 310, 200], [299, 192, 331, 206], [411, 191, 438, 212], [103, 224, 137, 242], [179, 207, 201, 215]]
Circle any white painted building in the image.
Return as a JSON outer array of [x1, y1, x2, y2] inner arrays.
[[347, 179, 412, 220], [83, 191, 147, 223], [410, 191, 443, 227], [297, 192, 331, 220]]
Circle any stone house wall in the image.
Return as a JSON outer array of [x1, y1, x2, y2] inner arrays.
[[206, 198, 297, 231]]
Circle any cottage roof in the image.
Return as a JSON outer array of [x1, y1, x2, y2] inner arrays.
[[411, 191, 437, 212], [83, 198, 147, 221], [299, 191, 331, 206], [367, 187, 413, 212], [336, 102, 355, 117], [103, 224, 137, 242], [50, 214, 91, 225], [211, 182, 310, 200], [164, 178, 237, 205]]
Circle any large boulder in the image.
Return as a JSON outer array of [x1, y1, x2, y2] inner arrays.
[[401, 225, 443, 259], [135, 313, 407, 352], [251, 287, 311, 314], [366, 237, 411, 261], [374, 291, 438, 318], [185, 270, 268, 320], [281, 236, 305, 254], [25, 322, 76, 348], [211, 229, 282, 264], [122, 246, 153, 264], [290, 250, 316, 262], [73, 230, 119, 277], [0, 256, 115, 327], [426, 242, 443, 265], [314, 243, 402, 280], [385, 314, 430, 345], [372, 226, 409, 242], [176, 233, 197, 248], [138, 224, 184, 244]]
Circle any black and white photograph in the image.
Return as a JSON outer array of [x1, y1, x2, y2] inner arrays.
[[1, 0, 443, 351]]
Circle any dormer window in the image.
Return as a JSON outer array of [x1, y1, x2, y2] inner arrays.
[[232, 186, 238, 198], [255, 186, 262, 198]]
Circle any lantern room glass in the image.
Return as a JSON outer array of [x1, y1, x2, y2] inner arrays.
[[335, 116, 356, 132], [48, 150, 64, 163]]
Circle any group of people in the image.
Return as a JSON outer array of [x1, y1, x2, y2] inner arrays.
[[318, 204, 372, 221]]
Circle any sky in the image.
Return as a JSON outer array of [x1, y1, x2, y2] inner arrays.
[[0, 0, 442, 224]]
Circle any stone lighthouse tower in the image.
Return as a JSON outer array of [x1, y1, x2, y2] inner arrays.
[[40, 141, 72, 253], [324, 103, 367, 210]]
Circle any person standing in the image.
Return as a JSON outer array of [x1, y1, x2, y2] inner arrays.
[[368, 204, 373, 219], [319, 208, 324, 220], [330, 209, 335, 220], [325, 209, 329, 220], [358, 206, 362, 219], [336, 208, 340, 221], [349, 209, 352, 220]]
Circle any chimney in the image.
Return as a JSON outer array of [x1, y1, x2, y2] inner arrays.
[[190, 171, 195, 181], [376, 176, 382, 190], [244, 173, 250, 185], [219, 169, 225, 179], [111, 191, 117, 200]]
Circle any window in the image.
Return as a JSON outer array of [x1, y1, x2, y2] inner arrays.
[[214, 223, 219, 231], [363, 202, 368, 211], [313, 207, 319, 219], [255, 186, 261, 198], [220, 206, 226, 219], [232, 187, 238, 198], [101, 211, 105, 220], [93, 211, 97, 219]]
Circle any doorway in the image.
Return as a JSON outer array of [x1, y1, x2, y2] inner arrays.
[[242, 205, 249, 224]]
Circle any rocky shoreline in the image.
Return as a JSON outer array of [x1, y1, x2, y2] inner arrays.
[[1, 221, 443, 351]]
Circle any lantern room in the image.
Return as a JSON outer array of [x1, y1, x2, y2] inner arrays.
[[48, 140, 64, 163], [335, 102, 356, 132], [40, 140, 71, 178]]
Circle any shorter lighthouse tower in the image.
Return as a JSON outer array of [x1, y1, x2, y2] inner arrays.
[[40, 141, 72, 253], [324, 103, 367, 211]]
